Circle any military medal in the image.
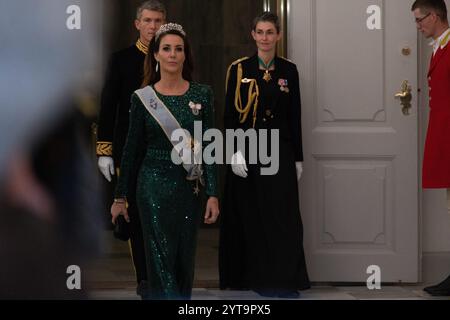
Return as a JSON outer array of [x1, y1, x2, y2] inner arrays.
[[281, 86, 289, 93], [258, 56, 275, 82], [278, 79, 289, 93], [263, 70, 272, 82]]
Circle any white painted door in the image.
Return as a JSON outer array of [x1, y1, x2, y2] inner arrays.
[[289, 0, 419, 282]]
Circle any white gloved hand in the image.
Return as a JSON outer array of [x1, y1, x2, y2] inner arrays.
[[98, 156, 115, 182], [295, 162, 303, 181], [231, 150, 248, 178]]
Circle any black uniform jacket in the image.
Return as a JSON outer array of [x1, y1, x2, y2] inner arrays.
[[224, 54, 303, 162], [96, 44, 146, 167]]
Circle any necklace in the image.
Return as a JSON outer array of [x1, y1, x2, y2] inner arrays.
[[258, 56, 275, 82]]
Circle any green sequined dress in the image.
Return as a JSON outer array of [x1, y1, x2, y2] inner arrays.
[[116, 82, 218, 300]]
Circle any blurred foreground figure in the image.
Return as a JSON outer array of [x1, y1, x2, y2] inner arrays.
[[0, 0, 103, 299]]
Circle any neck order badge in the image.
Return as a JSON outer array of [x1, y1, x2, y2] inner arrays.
[[258, 56, 275, 82]]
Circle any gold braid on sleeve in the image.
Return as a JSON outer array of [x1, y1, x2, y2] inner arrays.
[[234, 63, 259, 128], [96, 141, 113, 156]]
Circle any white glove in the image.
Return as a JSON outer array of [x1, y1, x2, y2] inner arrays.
[[295, 162, 303, 181], [231, 150, 248, 178], [98, 156, 115, 182]]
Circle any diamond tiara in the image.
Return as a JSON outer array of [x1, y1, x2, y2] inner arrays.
[[155, 23, 186, 41]]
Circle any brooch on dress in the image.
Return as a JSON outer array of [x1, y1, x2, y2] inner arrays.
[[278, 79, 289, 93], [189, 101, 202, 115]]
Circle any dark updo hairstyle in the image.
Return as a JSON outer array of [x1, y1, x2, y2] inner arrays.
[[252, 11, 281, 33]]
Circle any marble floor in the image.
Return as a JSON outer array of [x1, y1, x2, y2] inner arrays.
[[85, 228, 449, 300]]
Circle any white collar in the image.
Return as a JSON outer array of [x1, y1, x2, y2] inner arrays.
[[429, 28, 450, 54]]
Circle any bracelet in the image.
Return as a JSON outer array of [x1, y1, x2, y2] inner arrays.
[[114, 198, 129, 209]]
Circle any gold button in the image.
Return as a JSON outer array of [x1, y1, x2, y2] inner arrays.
[[265, 110, 272, 117]]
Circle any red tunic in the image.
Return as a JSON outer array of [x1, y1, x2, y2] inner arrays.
[[423, 34, 450, 188]]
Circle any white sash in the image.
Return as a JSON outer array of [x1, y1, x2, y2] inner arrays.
[[134, 86, 204, 189]]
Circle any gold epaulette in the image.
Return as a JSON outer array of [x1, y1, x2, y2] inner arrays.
[[96, 141, 113, 156], [225, 57, 249, 93], [440, 31, 450, 48]]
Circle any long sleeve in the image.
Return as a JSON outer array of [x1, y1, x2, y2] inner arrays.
[[202, 86, 218, 197], [289, 65, 304, 162], [115, 94, 145, 198], [97, 53, 120, 156]]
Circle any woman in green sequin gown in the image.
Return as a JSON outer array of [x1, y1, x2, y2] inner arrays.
[[111, 24, 219, 300]]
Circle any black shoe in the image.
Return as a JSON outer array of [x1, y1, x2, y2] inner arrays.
[[429, 288, 450, 296], [424, 285, 437, 294], [254, 289, 277, 298], [254, 289, 300, 299], [424, 275, 450, 294], [278, 290, 300, 299]]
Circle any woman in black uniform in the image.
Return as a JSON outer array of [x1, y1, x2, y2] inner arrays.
[[220, 12, 310, 298]]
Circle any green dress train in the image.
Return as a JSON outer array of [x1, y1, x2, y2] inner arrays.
[[115, 82, 218, 300]]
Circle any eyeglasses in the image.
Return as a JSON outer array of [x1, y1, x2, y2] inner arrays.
[[415, 13, 431, 24]]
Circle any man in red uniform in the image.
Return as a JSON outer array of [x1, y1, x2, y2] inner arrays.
[[412, 0, 450, 296]]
